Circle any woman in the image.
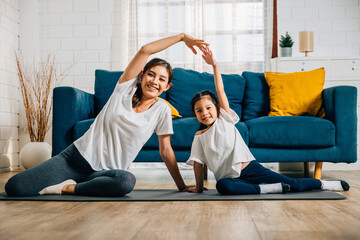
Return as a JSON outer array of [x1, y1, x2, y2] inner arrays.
[[5, 33, 209, 197]]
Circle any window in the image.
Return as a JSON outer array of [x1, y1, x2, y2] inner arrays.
[[118, 0, 269, 73]]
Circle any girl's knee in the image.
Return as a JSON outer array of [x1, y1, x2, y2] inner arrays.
[[289, 179, 320, 192], [289, 182, 305, 192], [216, 178, 234, 195]]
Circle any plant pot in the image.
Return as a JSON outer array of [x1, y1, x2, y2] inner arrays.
[[20, 142, 52, 169], [280, 47, 292, 57]]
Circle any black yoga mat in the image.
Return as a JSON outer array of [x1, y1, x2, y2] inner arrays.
[[0, 189, 346, 202]]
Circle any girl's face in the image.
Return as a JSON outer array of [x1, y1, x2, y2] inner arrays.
[[194, 96, 218, 127], [140, 65, 171, 99]]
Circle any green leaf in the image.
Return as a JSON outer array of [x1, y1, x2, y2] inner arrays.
[[279, 31, 294, 47]]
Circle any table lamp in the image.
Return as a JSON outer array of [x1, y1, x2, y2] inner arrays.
[[299, 31, 313, 57]]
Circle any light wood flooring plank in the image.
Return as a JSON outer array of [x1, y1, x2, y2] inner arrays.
[[0, 169, 359, 240]]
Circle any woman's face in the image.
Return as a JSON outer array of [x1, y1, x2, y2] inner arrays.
[[140, 65, 171, 99], [194, 96, 218, 127]]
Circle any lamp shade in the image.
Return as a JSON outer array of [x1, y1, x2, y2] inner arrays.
[[299, 31, 314, 56]]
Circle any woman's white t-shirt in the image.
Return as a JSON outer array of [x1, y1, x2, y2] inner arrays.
[[186, 108, 255, 181], [74, 78, 173, 171]]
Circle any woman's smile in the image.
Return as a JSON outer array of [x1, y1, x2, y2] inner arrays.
[[146, 83, 159, 92]]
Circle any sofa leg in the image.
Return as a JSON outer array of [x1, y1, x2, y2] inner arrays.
[[203, 164, 208, 180], [304, 162, 310, 178], [314, 162, 323, 180]]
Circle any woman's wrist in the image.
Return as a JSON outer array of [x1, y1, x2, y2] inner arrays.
[[196, 186, 204, 192], [179, 33, 185, 41], [177, 183, 187, 191]]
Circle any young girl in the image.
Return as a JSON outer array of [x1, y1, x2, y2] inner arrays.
[[186, 47, 349, 195], [5, 33, 208, 197]]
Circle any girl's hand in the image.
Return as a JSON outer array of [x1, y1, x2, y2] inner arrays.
[[182, 33, 209, 55], [186, 185, 208, 193], [178, 184, 196, 192], [202, 46, 217, 66]]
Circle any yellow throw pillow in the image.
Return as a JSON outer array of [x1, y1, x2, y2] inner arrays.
[[265, 68, 325, 117], [156, 97, 182, 119]]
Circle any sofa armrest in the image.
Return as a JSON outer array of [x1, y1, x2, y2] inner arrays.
[[323, 86, 357, 162], [52, 87, 94, 156]]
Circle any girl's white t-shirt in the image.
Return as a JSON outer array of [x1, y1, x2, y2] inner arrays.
[[74, 78, 173, 171], [186, 108, 255, 181]]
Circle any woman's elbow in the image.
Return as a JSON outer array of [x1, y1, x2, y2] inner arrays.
[[159, 149, 169, 159], [159, 146, 173, 159], [139, 45, 151, 55]]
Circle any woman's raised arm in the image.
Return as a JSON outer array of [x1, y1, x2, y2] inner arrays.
[[119, 33, 209, 84]]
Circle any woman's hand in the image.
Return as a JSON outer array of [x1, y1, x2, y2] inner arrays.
[[182, 33, 209, 55], [202, 46, 217, 66]]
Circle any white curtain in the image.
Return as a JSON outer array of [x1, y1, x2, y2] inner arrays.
[[111, 0, 273, 74]]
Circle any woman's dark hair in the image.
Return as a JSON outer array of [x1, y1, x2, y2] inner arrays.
[[190, 90, 220, 131], [132, 58, 173, 108]]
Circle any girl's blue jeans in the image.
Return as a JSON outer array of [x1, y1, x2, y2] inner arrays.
[[216, 160, 322, 195]]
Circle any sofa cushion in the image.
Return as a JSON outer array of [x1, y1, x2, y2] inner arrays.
[[235, 121, 249, 145], [242, 72, 270, 121], [73, 118, 95, 141], [265, 68, 325, 117], [144, 117, 199, 149], [157, 97, 182, 119], [245, 116, 335, 148], [167, 68, 246, 118], [95, 70, 123, 116], [144, 117, 249, 149]]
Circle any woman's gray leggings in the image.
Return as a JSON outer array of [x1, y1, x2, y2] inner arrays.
[[5, 144, 136, 197]]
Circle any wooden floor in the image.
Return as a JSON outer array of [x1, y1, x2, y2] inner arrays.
[[0, 168, 359, 240]]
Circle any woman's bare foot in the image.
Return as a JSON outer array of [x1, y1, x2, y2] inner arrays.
[[39, 179, 76, 195], [61, 184, 76, 195]]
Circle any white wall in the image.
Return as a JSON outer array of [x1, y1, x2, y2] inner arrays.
[[38, 0, 113, 93], [278, 0, 360, 57], [18, 0, 115, 155], [278, 0, 360, 171], [0, 0, 20, 171]]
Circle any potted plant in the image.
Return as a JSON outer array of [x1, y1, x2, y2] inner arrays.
[[15, 53, 72, 169], [279, 32, 294, 57]]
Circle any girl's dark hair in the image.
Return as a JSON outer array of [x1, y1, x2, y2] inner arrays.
[[132, 58, 173, 108], [190, 90, 220, 131]]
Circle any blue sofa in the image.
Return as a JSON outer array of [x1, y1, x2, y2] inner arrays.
[[52, 69, 357, 179]]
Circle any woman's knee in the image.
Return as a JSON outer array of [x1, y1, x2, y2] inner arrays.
[[216, 178, 234, 195], [5, 175, 26, 197], [113, 170, 136, 196]]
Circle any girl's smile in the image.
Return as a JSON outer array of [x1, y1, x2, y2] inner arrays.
[[194, 96, 218, 127]]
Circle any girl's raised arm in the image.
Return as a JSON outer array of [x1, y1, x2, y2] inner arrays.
[[202, 47, 231, 115], [119, 33, 209, 84]]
